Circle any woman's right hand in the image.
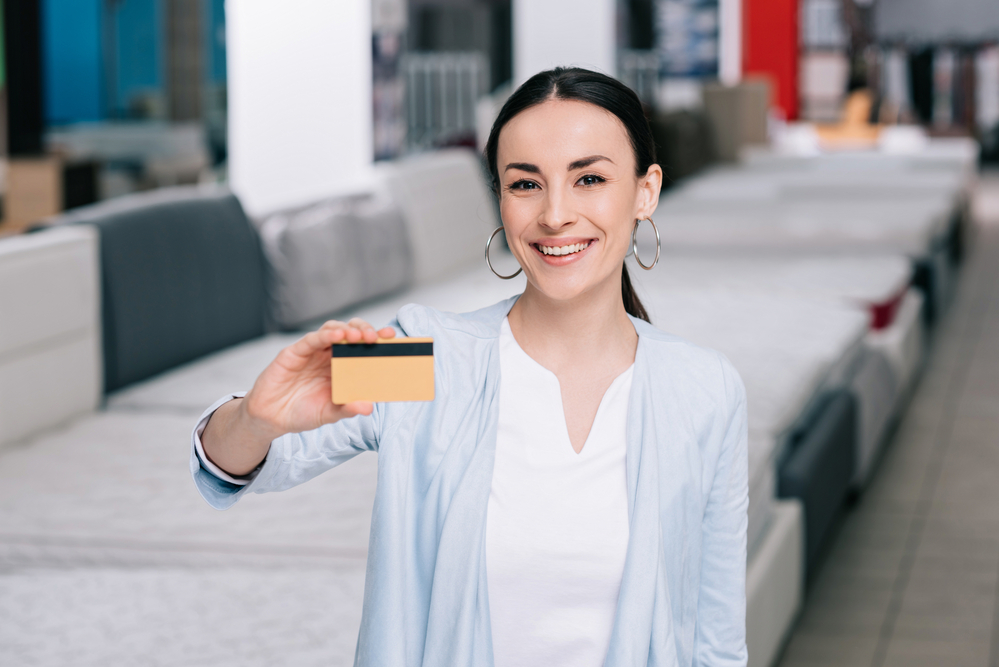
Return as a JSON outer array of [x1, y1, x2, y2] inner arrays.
[[201, 319, 395, 477], [244, 318, 396, 436]]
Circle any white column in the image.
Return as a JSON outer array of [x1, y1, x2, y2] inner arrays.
[[226, 0, 374, 216], [718, 0, 742, 86], [513, 0, 616, 86]]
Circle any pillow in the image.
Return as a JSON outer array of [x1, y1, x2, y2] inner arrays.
[[376, 149, 499, 285], [52, 186, 267, 392], [259, 193, 413, 330]]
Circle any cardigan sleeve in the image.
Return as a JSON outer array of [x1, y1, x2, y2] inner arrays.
[[692, 357, 749, 666], [190, 393, 383, 510]]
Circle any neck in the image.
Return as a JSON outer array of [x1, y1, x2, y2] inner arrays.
[[507, 268, 638, 374]]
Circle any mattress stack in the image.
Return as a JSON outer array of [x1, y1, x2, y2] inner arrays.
[[630, 138, 975, 667]]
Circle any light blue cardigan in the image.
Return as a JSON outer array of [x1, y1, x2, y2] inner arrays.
[[191, 297, 749, 667]]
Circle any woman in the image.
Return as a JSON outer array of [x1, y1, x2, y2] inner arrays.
[[193, 68, 748, 667]]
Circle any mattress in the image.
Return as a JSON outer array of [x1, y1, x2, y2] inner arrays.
[[778, 390, 856, 577], [746, 499, 803, 667], [0, 411, 378, 568], [867, 290, 925, 409], [633, 255, 912, 492], [107, 333, 302, 414], [676, 155, 975, 204], [649, 195, 953, 258], [0, 565, 366, 667], [638, 254, 912, 319], [633, 288, 869, 439], [633, 288, 868, 563], [747, 431, 777, 557], [847, 346, 896, 486], [0, 411, 372, 665], [742, 138, 978, 179], [0, 226, 102, 449]]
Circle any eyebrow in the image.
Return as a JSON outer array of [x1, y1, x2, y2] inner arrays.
[[504, 162, 540, 174], [503, 155, 614, 174], [568, 155, 613, 170]]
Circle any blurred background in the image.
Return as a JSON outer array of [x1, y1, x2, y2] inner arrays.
[[0, 1, 997, 666]]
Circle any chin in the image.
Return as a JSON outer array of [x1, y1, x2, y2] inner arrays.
[[528, 272, 602, 304]]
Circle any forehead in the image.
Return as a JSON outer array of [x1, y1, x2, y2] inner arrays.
[[497, 98, 633, 168]]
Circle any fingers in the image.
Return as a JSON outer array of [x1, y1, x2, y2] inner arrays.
[[287, 319, 396, 361], [347, 318, 382, 343]]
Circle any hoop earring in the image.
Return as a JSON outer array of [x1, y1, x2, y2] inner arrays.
[[632, 218, 660, 270], [485, 226, 523, 280]]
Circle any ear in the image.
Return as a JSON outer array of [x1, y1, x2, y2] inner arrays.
[[635, 163, 663, 220]]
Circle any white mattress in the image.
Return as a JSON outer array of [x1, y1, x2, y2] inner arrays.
[[639, 254, 912, 310], [0, 411, 378, 567], [633, 255, 916, 492], [0, 411, 373, 665], [742, 138, 978, 178], [867, 290, 925, 409], [632, 287, 869, 438], [648, 196, 952, 258], [631, 286, 868, 553], [682, 155, 972, 202], [746, 499, 803, 667], [747, 431, 777, 555]]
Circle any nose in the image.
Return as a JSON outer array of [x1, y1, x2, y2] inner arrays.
[[538, 181, 576, 231]]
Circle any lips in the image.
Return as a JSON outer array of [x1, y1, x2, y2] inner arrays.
[[531, 236, 597, 266], [537, 241, 590, 256]]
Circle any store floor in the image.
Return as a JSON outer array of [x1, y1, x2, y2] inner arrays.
[[777, 176, 999, 667]]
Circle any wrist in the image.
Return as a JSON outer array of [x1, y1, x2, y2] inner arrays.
[[236, 394, 285, 444]]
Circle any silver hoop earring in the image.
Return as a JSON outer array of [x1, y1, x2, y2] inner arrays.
[[485, 226, 523, 280], [631, 218, 660, 270]]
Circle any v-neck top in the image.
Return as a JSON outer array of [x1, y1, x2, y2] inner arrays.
[[486, 318, 634, 667]]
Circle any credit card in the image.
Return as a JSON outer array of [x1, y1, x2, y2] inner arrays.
[[331, 337, 434, 404]]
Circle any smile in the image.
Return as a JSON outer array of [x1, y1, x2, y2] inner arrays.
[[533, 240, 593, 257]]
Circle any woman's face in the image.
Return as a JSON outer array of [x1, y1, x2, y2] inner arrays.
[[496, 99, 661, 305]]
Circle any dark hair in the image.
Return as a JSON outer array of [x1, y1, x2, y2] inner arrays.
[[484, 67, 656, 323]]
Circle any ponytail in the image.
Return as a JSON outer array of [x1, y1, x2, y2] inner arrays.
[[621, 263, 650, 323]]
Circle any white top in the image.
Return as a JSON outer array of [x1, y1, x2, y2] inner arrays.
[[487, 318, 633, 667]]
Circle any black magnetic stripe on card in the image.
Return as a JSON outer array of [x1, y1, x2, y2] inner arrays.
[[332, 342, 434, 358]]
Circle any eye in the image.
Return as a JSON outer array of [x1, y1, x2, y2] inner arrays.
[[508, 179, 540, 191], [577, 174, 605, 186]]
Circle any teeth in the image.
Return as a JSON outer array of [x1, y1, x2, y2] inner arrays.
[[541, 242, 587, 256]]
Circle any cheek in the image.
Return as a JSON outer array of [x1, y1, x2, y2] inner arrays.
[[499, 197, 535, 237], [576, 192, 635, 247]]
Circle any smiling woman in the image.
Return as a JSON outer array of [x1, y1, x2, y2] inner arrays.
[[193, 67, 748, 667], [485, 68, 661, 325]]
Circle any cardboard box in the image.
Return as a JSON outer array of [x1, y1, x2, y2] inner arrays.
[[3, 157, 62, 231]]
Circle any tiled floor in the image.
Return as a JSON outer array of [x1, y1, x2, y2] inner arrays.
[[777, 178, 999, 667]]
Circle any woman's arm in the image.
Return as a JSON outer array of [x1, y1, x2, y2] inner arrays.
[[200, 318, 395, 477]]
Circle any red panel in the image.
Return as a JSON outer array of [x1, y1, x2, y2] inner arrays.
[[743, 0, 799, 120]]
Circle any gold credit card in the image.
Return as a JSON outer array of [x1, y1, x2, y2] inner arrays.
[[331, 337, 434, 404]]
